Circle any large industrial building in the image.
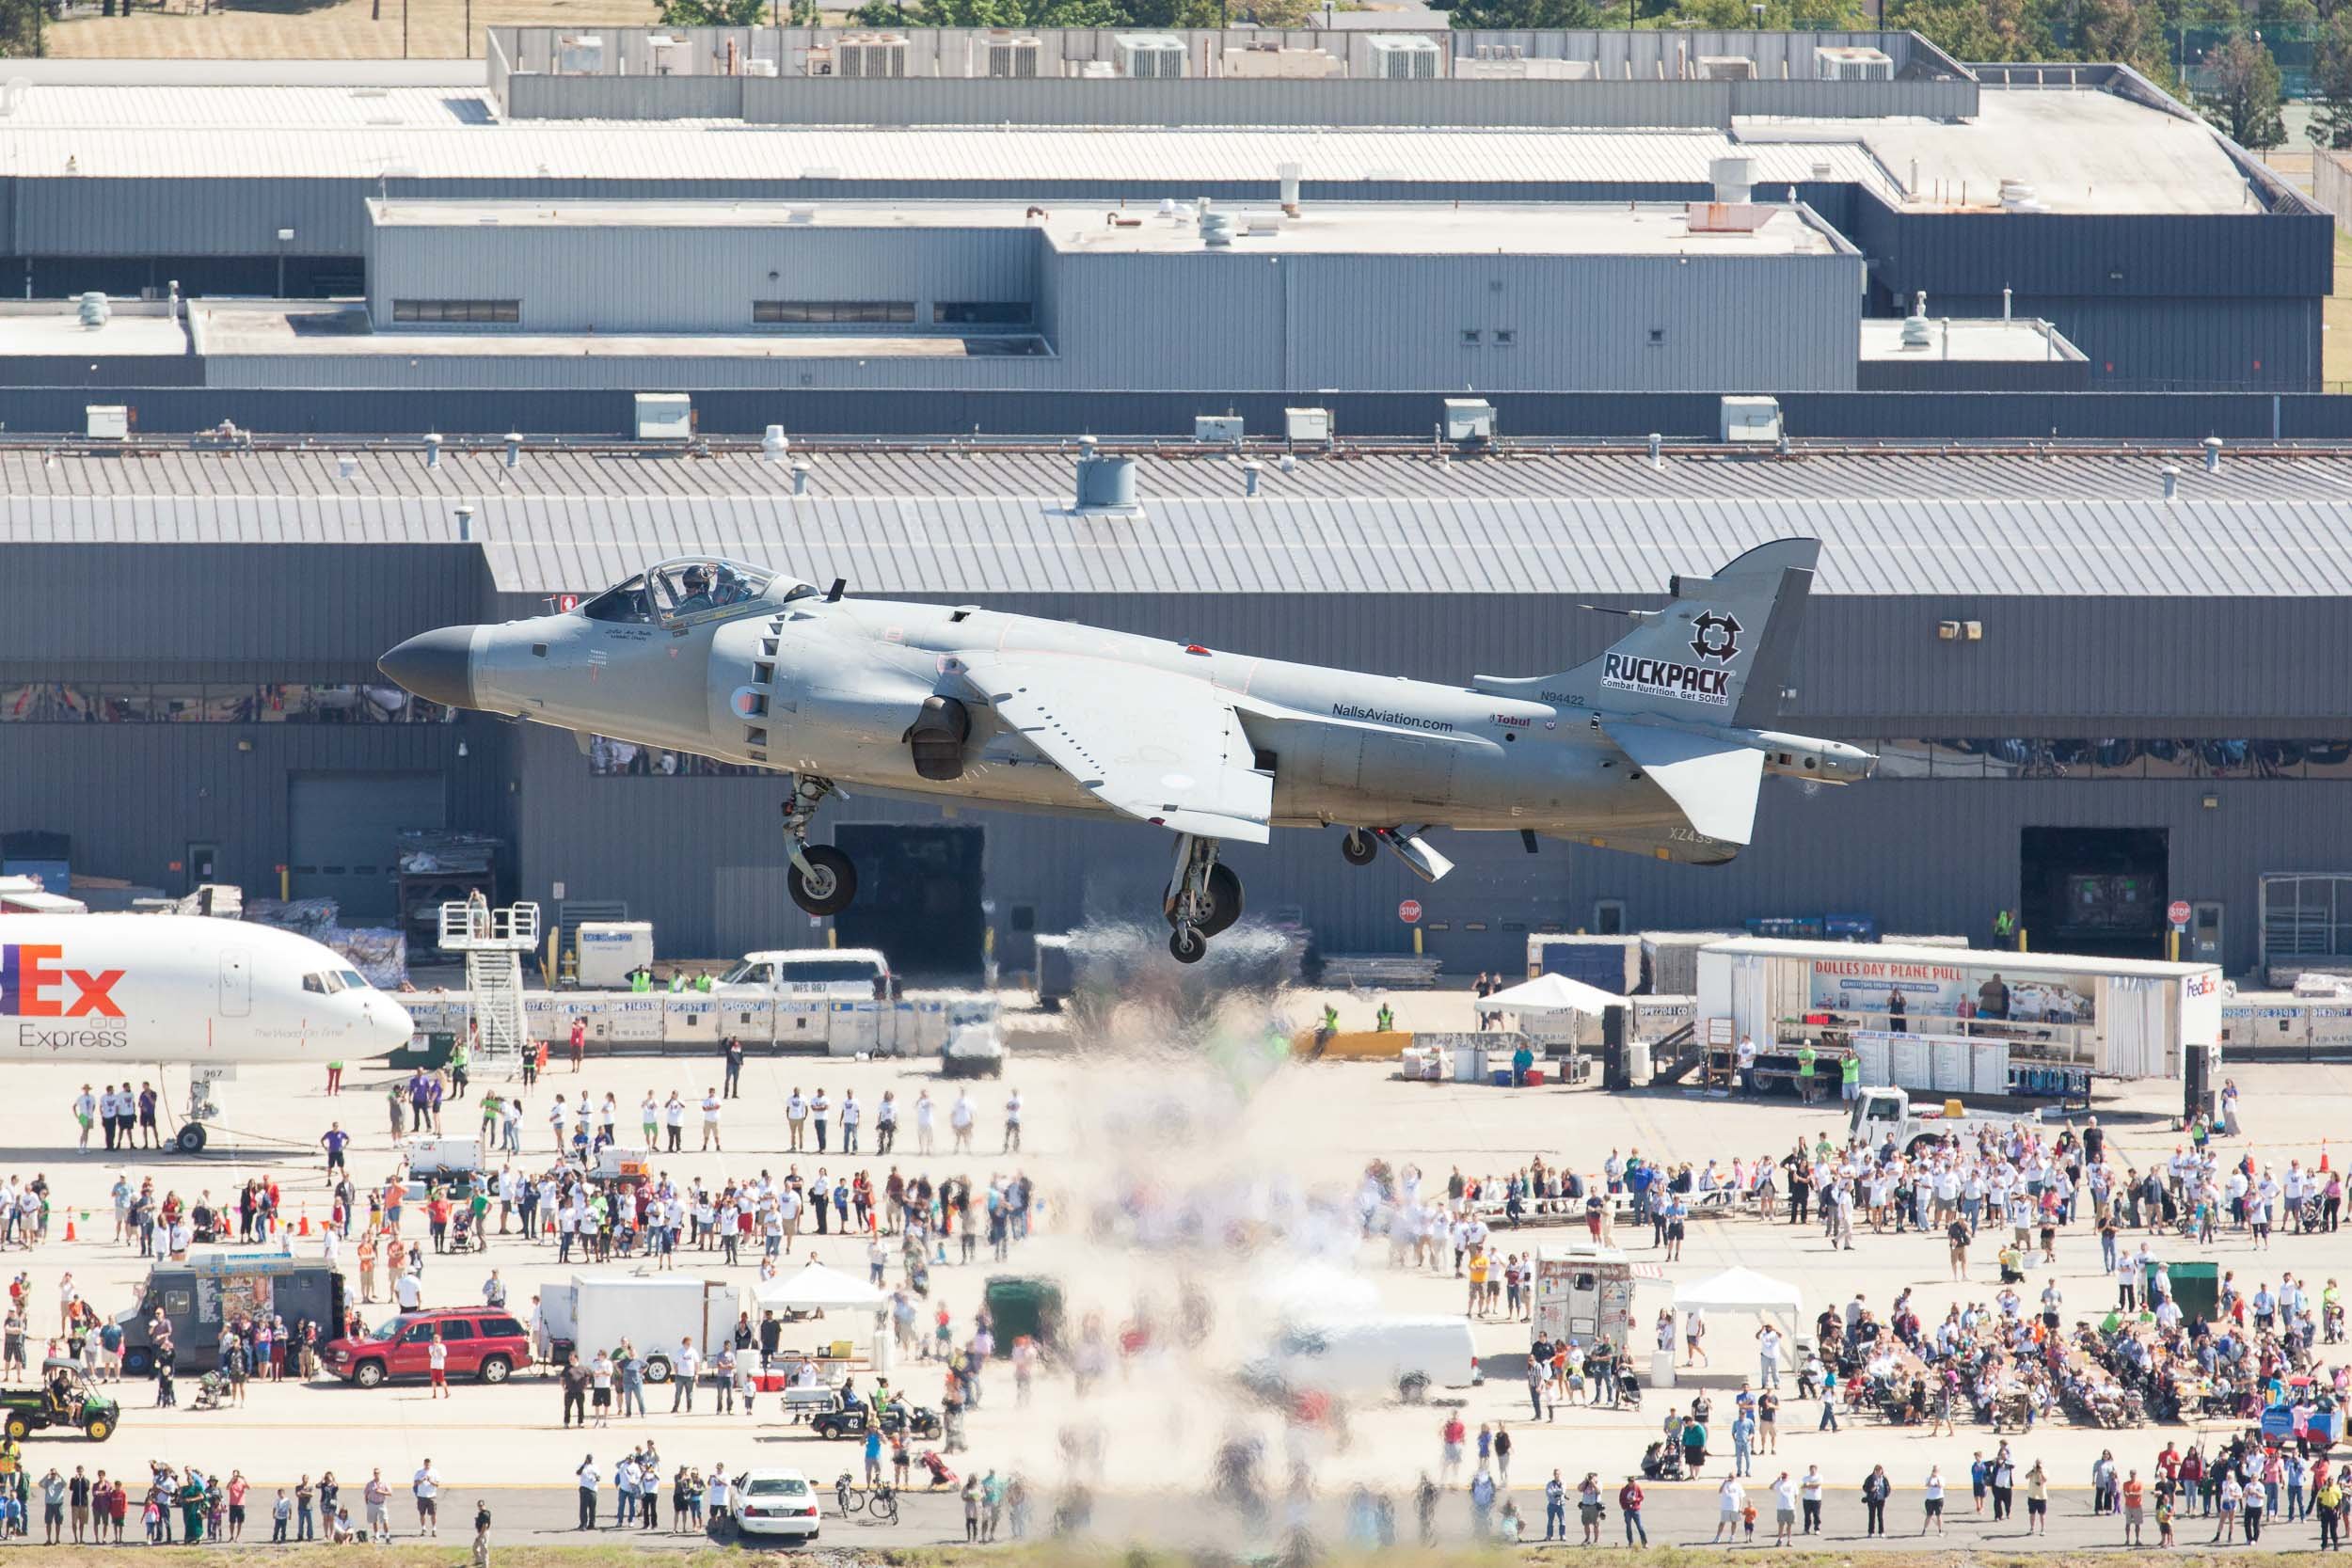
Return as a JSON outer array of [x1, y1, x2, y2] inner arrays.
[[4, 437, 2347, 983], [0, 24, 2329, 436]]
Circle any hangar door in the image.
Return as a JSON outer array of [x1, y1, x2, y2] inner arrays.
[[288, 773, 445, 919]]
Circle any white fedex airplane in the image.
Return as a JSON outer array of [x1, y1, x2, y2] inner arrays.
[[0, 915, 415, 1151]]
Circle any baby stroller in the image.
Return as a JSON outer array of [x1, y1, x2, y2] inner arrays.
[[1616, 1374, 1643, 1412], [450, 1209, 479, 1252], [918, 1450, 959, 1490], [191, 1372, 226, 1412]]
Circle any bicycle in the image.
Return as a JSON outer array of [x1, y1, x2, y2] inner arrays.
[[834, 1474, 899, 1526]]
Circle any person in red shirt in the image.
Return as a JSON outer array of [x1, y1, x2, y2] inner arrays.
[[569, 1019, 586, 1073], [1619, 1477, 1648, 1545]]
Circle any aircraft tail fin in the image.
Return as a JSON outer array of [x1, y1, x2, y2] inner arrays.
[[1475, 536, 1818, 728]]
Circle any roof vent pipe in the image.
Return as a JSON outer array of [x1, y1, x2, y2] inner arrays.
[[2202, 436, 2222, 473], [453, 501, 474, 541], [77, 291, 109, 331], [337, 455, 358, 481], [761, 424, 789, 464], [503, 431, 522, 468], [2161, 465, 2180, 501], [2002, 286, 2012, 322], [1074, 447, 1138, 514], [423, 432, 442, 470], [1277, 161, 1301, 217], [790, 459, 811, 496], [1243, 460, 1262, 497], [1646, 432, 1662, 468], [1708, 155, 1754, 204], [167, 280, 181, 324]]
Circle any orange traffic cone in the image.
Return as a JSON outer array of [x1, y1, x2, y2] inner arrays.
[[2323, 1141, 2332, 1174], [299, 1206, 311, 1238], [62, 1215, 75, 1243]]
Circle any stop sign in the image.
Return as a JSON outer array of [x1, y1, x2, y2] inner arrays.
[[2168, 899, 2192, 927], [1398, 899, 1422, 924]]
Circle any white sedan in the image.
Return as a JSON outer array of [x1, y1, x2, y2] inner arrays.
[[735, 1468, 822, 1543]]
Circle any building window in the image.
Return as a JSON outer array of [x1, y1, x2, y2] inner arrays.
[[1460, 329, 1482, 346], [0, 682, 450, 723], [587, 735, 777, 778], [1861, 738, 2352, 781], [1647, 327, 1666, 346], [753, 300, 915, 325], [933, 301, 1033, 325], [1493, 328, 1517, 346], [390, 299, 518, 325]]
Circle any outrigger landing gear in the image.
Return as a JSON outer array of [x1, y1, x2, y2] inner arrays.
[[781, 775, 859, 917], [1163, 833, 1242, 964], [1340, 828, 1378, 866]]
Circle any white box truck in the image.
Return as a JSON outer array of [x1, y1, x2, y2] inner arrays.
[[576, 923, 655, 990], [540, 1275, 740, 1381]]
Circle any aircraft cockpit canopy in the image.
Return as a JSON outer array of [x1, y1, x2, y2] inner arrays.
[[577, 558, 818, 628]]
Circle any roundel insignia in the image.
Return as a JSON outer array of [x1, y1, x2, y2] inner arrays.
[[1690, 611, 1742, 664]]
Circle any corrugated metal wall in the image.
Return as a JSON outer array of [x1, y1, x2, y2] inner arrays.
[[370, 221, 1037, 335], [495, 589, 2352, 974]]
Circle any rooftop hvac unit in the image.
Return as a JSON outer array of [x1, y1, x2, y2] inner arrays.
[[1694, 55, 1755, 80], [556, 34, 604, 73], [634, 392, 693, 442], [1114, 33, 1186, 78], [987, 34, 1041, 77], [1816, 45, 1894, 80], [835, 33, 908, 78], [1719, 395, 1782, 445], [1366, 34, 1441, 79], [1221, 45, 1341, 78], [804, 45, 834, 75]]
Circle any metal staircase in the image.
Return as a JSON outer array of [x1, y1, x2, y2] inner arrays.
[[439, 899, 540, 1076]]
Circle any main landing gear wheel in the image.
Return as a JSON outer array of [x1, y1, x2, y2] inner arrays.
[[174, 1124, 207, 1155], [788, 846, 859, 918], [1341, 830, 1378, 866], [1165, 862, 1244, 938], [1168, 927, 1207, 964]]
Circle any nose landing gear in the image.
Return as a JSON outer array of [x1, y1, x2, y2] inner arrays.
[[781, 775, 859, 918], [1163, 834, 1243, 964], [1340, 829, 1378, 866]]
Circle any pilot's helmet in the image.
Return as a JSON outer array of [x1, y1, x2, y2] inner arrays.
[[682, 566, 710, 594]]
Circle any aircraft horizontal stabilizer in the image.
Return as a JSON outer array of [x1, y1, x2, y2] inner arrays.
[[1605, 723, 1765, 847]]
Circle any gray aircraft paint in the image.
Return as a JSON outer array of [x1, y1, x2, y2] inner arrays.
[[384, 538, 1869, 879]]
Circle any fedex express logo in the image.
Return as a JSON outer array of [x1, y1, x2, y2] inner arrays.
[[0, 946, 125, 1018], [2185, 974, 2217, 999]]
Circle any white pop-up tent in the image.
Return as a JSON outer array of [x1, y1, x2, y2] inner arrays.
[[1484, 973, 1622, 1016], [753, 1259, 886, 1314], [1670, 1266, 1807, 1381]]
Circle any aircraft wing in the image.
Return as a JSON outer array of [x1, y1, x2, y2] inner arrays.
[[961, 656, 1273, 843], [1603, 722, 1766, 846]]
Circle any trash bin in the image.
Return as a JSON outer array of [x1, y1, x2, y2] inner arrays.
[[2166, 1260, 2221, 1323], [982, 1275, 1065, 1357]]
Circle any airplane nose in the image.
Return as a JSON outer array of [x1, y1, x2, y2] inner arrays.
[[379, 626, 480, 711], [369, 998, 416, 1053]]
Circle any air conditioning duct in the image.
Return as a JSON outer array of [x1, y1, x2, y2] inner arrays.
[[906, 695, 972, 780]]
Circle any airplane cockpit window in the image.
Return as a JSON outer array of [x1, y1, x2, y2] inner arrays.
[[338, 970, 369, 990], [580, 575, 654, 625], [649, 560, 778, 626], [304, 972, 348, 995], [303, 974, 326, 994]]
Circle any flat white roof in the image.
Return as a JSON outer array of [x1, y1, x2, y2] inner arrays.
[[191, 303, 1035, 361], [1858, 315, 2085, 363], [1703, 936, 2220, 981], [367, 197, 1847, 258]]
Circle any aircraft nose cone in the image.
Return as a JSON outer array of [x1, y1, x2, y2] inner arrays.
[[369, 997, 416, 1054], [379, 626, 479, 711]]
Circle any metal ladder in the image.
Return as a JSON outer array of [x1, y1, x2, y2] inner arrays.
[[439, 900, 540, 1076]]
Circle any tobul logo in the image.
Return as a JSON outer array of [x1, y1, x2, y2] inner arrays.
[[1600, 652, 1731, 707], [0, 945, 126, 1019]]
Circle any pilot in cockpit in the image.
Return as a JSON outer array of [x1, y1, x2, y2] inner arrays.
[[673, 565, 716, 616]]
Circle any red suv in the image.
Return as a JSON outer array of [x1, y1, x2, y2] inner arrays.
[[323, 1308, 529, 1389]]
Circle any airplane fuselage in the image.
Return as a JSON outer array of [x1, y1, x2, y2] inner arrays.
[[486, 594, 1710, 837], [0, 915, 414, 1064]]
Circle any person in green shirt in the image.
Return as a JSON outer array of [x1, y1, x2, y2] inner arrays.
[[1795, 1043, 1818, 1102], [1375, 1003, 1394, 1033], [1838, 1052, 1861, 1103], [629, 969, 652, 994]]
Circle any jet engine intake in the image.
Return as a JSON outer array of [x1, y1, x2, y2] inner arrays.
[[906, 695, 973, 781]]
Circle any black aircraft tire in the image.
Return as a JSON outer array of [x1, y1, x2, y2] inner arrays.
[[1341, 831, 1378, 866], [1168, 927, 1207, 965], [788, 847, 859, 917], [1200, 863, 1243, 937]]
